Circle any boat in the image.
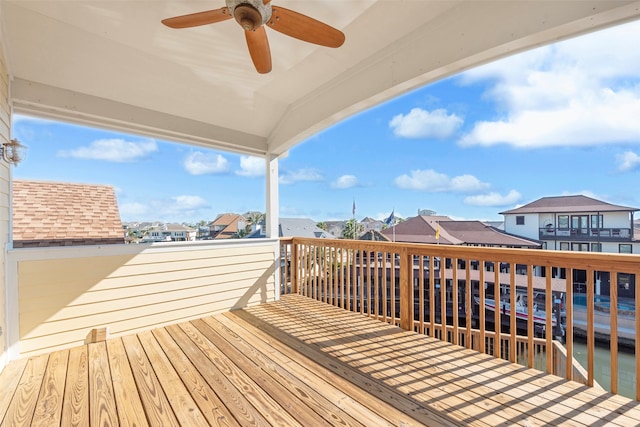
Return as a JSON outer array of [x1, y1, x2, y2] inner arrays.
[[474, 294, 564, 337]]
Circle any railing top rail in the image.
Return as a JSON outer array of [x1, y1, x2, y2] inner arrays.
[[284, 237, 640, 271]]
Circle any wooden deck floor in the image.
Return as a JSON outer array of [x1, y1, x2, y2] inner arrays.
[[2, 294, 640, 426]]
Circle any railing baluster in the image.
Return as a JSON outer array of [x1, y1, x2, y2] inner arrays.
[[565, 271, 573, 381], [391, 250, 397, 325], [400, 247, 411, 331], [527, 265, 534, 368], [545, 270, 552, 374], [610, 271, 618, 395], [382, 251, 388, 324], [509, 263, 516, 363], [419, 255, 425, 335], [494, 264, 501, 359], [429, 254, 435, 337], [587, 268, 595, 387], [440, 257, 446, 340], [452, 257, 458, 345], [466, 259, 471, 349], [479, 260, 485, 354]]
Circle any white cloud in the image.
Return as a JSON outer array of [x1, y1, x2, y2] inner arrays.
[[389, 108, 463, 139], [236, 156, 265, 177], [119, 202, 150, 218], [464, 190, 522, 206], [394, 169, 489, 192], [58, 138, 158, 162], [183, 151, 229, 175], [459, 21, 640, 149], [331, 175, 358, 189], [172, 195, 209, 210], [616, 151, 640, 172], [120, 195, 211, 223], [279, 168, 323, 185]]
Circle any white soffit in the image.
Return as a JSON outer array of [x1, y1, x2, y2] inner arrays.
[[3, 1, 640, 157]]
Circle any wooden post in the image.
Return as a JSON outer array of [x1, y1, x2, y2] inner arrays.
[[399, 247, 412, 331], [290, 241, 298, 294]]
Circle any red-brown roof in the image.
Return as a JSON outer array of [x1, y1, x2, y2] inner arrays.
[[12, 179, 124, 247], [210, 213, 246, 239], [383, 216, 540, 248]]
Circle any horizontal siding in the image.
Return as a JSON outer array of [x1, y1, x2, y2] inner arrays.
[[0, 40, 9, 366], [17, 242, 277, 356]]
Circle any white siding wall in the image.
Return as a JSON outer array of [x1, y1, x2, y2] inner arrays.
[[9, 240, 279, 357], [503, 213, 540, 240], [0, 39, 10, 369], [602, 211, 633, 228]]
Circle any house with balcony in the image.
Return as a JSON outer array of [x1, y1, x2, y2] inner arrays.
[[2, 2, 640, 425], [143, 223, 197, 242], [501, 195, 639, 254]]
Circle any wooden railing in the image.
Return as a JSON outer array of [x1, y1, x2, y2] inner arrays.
[[280, 237, 639, 399]]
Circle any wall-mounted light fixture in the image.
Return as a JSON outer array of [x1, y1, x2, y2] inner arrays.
[[1, 139, 26, 166]]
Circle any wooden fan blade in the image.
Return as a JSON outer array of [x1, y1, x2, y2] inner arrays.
[[162, 7, 232, 29], [245, 26, 272, 74], [267, 6, 345, 48]]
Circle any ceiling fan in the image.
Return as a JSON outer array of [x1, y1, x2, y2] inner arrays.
[[162, 0, 345, 74]]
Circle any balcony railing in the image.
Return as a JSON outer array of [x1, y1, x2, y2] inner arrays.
[[280, 237, 640, 400], [540, 227, 632, 241]]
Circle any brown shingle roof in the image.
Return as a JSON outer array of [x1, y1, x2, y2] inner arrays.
[[500, 195, 639, 215], [12, 179, 124, 247]]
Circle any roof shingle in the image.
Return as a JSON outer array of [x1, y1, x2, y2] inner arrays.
[[12, 179, 124, 247]]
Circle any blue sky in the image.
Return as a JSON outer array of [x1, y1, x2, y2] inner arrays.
[[12, 20, 640, 225]]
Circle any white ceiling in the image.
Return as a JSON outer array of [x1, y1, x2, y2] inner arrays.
[[3, 1, 640, 157]]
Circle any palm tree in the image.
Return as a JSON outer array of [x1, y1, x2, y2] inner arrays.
[[341, 219, 363, 239], [246, 211, 265, 232]]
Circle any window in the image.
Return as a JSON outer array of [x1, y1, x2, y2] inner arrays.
[[590, 243, 602, 252], [619, 244, 632, 254], [516, 216, 525, 225], [560, 242, 569, 251], [571, 215, 588, 230], [571, 243, 589, 251], [590, 214, 603, 229], [558, 215, 569, 229]]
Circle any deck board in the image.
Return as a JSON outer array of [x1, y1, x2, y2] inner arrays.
[[1, 294, 640, 426]]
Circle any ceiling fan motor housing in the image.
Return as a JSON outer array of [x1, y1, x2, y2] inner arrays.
[[226, 0, 272, 30]]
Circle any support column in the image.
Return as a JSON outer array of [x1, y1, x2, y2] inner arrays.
[[265, 153, 279, 239], [265, 153, 280, 300]]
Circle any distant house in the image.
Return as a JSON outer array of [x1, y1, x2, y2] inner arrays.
[[143, 223, 196, 242], [209, 213, 247, 239], [361, 217, 384, 233], [248, 218, 335, 238], [382, 215, 540, 248], [324, 220, 346, 238], [501, 195, 639, 253], [12, 179, 125, 248]]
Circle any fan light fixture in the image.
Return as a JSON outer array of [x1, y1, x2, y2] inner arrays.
[[1, 139, 26, 166]]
